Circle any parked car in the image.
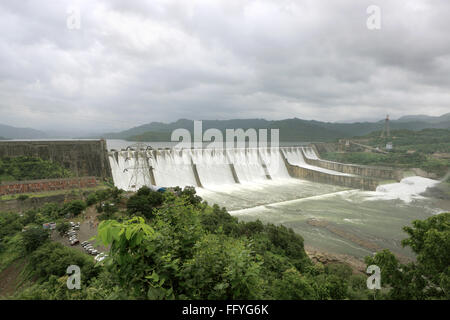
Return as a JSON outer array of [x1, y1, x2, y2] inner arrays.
[[70, 239, 79, 246], [95, 253, 108, 262]]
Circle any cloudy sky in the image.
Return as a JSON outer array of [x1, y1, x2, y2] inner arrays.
[[0, 0, 449, 133]]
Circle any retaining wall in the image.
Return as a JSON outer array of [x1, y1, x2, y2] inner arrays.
[[0, 177, 97, 196]]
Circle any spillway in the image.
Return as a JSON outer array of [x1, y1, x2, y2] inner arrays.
[[150, 149, 197, 187], [258, 147, 291, 179], [302, 147, 319, 160], [108, 146, 357, 191], [281, 147, 353, 177], [190, 148, 237, 187], [227, 148, 267, 183]]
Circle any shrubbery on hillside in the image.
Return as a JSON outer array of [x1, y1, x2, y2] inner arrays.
[[0, 156, 73, 182], [1, 186, 448, 300]]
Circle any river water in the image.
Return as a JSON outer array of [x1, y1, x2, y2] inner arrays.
[[197, 177, 448, 260]]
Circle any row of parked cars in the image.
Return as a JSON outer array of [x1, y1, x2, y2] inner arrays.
[[81, 241, 108, 262], [65, 221, 107, 262], [67, 222, 80, 246]]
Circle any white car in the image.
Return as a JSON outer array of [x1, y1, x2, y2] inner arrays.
[[95, 253, 108, 262]]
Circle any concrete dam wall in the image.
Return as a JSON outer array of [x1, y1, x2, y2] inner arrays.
[[108, 146, 391, 191], [0, 140, 111, 178], [303, 155, 401, 181]]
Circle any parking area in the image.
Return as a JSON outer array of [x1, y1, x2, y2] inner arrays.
[[51, 206, 109, 260]]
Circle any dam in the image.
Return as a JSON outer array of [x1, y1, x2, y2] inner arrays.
[[107, 143, 445, 260], [108, 146, 394, 191]]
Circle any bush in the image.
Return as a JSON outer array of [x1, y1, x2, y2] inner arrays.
[[28, 242, 98, 282], [0, 156, 73, 181], [56, 222, 70, 236], [62, 200, 86, 217], [0, 211, 23, 239], [86, 193, 98, 206], [127, 186, 164, 219], [22, 227, 49, 253], [17, 194, 29, 201]]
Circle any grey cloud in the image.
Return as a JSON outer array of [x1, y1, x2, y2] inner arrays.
[[0, 0, 449, 132]]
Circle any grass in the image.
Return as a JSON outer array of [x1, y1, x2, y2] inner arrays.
[[0, 185, 109, 201]]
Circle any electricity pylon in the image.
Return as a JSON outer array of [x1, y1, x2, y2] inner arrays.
[[124, 142, 153, 191]]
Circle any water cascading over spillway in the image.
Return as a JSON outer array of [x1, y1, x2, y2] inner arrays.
[[190, 148, 237, 187], [302, 147, 319, 160], [258, 147, 291, 179], [109, 150, 152, 190], [281, 147, 353, 177], [227, 148, 267, 183], [108, 146, 342, 190], [282, 147, 306, 166], [149, 149, 198, 187]]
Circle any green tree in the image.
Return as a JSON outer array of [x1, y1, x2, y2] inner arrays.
[[56, 221, 70, 236], [365, 212, 450, 299], [62, 200, 86, 217], [181, 234, 264, 299], [22, 227, 49, 253], [127, 186, 164, 219]]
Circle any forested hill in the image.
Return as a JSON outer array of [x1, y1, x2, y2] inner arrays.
[[101, 115, 450, 142], [0, 124, 47, 139]]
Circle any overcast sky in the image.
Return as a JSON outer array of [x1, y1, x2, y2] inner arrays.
[[0, 0, 449, 133]]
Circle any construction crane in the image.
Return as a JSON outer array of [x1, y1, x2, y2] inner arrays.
[[380, 114, 393, 150], [380, 114, 390, 138]]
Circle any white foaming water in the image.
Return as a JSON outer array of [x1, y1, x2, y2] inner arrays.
[[282, 147, 353, 177], [109, 151, 151, 190], [302, 147, 319, 160], [259, 147, 291, 179], [228, 148, 267, 183], [191, 149, 236, 187], [364, 176, 439, 203], [150, 149, 197, 187]]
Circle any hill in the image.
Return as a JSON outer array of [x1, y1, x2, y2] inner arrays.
[[321, 128, 450, 178], [0, 124, 47, 139], [101, 115, 450, 142], [397, 113, 450, 124]]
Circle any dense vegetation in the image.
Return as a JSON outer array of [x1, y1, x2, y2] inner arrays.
[[1, 186, 448, 300], [322, 129, 450, 177], [366, 212, 449, 299], [0, 156, 73, 182]]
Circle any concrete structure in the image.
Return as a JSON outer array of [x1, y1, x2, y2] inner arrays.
[[0, 177, 97, 196], [303, 150, 402, 181], [0, 140, 111, 178], [280, 152, 381, 191]]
